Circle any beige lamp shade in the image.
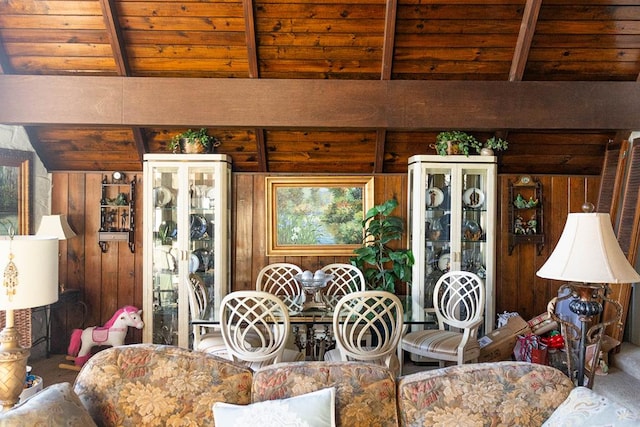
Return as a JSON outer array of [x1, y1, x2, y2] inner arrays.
[[0, 236, 59, 310], [537, 212, 640, 284], [36, 214, 76, 240]]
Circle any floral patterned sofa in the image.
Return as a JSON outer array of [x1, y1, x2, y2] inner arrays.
[[2, 343, 635, 426]]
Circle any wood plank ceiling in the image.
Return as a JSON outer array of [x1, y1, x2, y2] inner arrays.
[[0, 0, 639, 174]]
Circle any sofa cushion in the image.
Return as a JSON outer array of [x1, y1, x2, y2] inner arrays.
[[213, 387, 336, 427], [397, 361, 574, 427], [74, 344, 253, 427], [0, 382, 97, 427], [543, 386, 640, 426], [252, 361, 398, 427]]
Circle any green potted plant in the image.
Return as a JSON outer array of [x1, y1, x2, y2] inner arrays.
[[351, 198, 414, 293], [434, 131, 482, 156], [479, 136, 508, 156], [168, 128, 221, 154]]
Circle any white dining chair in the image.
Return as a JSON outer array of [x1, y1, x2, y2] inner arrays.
[[315, 263, 370, 349], [324, 290, 404, 377], [402, 270, 485, 367], [186, 274, 226, 353], [321, 263, 366, 301], [256, 263, 304, 311], [217, 290, 304, 370]]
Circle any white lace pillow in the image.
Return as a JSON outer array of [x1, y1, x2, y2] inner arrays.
[[213, 387, 336, 427], [543, 386, 640, 426]]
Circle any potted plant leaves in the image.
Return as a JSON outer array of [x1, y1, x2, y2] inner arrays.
[[435, 131, 509, 156], [479, 136, 508, 156], [351, 198, 414, 293], [168, 128, 221, 154], [434, 131, 482, 156]]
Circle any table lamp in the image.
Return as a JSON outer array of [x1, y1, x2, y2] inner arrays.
[[36, 214, 76, 292], [36, 214, 76, 241], [536, 204, 640, 387], [0, 235, 58, 410]]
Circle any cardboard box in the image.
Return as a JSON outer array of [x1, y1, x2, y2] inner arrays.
[[527, 312, 558, 336], [478, 315, 531, 363]]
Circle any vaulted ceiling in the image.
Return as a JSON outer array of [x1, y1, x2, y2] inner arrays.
[[1, 0, 639, 174]]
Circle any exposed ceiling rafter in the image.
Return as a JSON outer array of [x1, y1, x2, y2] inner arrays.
[[509, 0, 541, 82], [243, 0, 267, 172], [375, 0, 398, 173], [99, 0, 147, 161]]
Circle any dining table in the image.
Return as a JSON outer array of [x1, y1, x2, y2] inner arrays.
[[191, 294, 437, 361]]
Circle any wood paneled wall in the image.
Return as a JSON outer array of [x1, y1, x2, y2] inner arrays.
[[497, 175, 601, 323], [51, 171, 598, 345], [231, 174, 409, 292], [51, 172, 144, 343]]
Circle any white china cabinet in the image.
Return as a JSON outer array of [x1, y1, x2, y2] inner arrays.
[[408, 155, 497, 335], [143, 154, 231, 348]]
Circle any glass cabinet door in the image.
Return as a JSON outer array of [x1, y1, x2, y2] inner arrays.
[[185, 164, 223, 321], [143, 154, 231, 348], [408, 155, 496, 334], [148, 164, 179, 346]]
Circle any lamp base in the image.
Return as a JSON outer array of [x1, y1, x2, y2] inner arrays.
[[568, 284, 603, 317], [547, 282, 622, 388], [0, 326, 30, 411]]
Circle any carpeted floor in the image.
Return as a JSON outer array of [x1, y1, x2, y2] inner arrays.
[[594, 342, 640, 414], [30, 354, 79, 388]]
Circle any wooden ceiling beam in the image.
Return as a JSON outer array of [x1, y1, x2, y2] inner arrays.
[[243, 0, 259, 79], [509, 0, 541, 82], [612, 72, 640, 141], [1, 76, 640, 130], [374, 129, 386, 174], [374, 0, 398, 173], [99, 0, 129, 76], [380, 0, 397, 81], [100, 0, 147, 163], [242, 0, 267, 172], [132, 128, 148, 159]]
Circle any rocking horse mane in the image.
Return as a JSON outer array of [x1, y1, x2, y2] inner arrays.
[[103, 305, 140, 328]]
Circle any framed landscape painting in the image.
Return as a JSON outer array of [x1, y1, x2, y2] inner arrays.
[[266, 176, 374, 256]]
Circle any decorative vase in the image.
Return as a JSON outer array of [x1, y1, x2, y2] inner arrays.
[[480, 147, 494, 156], [446, 141, 461, 155], [182, 139, 208, 154]]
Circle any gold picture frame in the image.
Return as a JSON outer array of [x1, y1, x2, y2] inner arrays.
[[266, 176, 374, 256], [0, 148, 33, 234]]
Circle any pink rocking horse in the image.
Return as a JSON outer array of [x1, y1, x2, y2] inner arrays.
[[67, 306, 144, 367]]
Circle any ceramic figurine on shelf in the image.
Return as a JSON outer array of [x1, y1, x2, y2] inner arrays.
[[514, 194, 527, 209], [64, 306, 144, 369], [526, 196, 539, 208], [514, 216, 526, 234], [527, 214, 537, 234]]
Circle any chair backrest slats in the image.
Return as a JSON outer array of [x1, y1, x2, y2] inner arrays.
[[322, 263, 366, 298], [433, 271, 485, 332], [333, 290, 404, 366], [219, 290, 291, 365]]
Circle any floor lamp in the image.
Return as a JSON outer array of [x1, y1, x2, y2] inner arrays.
[[0, 235, 58, 410], [536, 205, 640, 387]]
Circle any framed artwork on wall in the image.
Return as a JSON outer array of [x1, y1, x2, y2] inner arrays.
[[266, 176, 374, 256], [0, 148, 33, 235]]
